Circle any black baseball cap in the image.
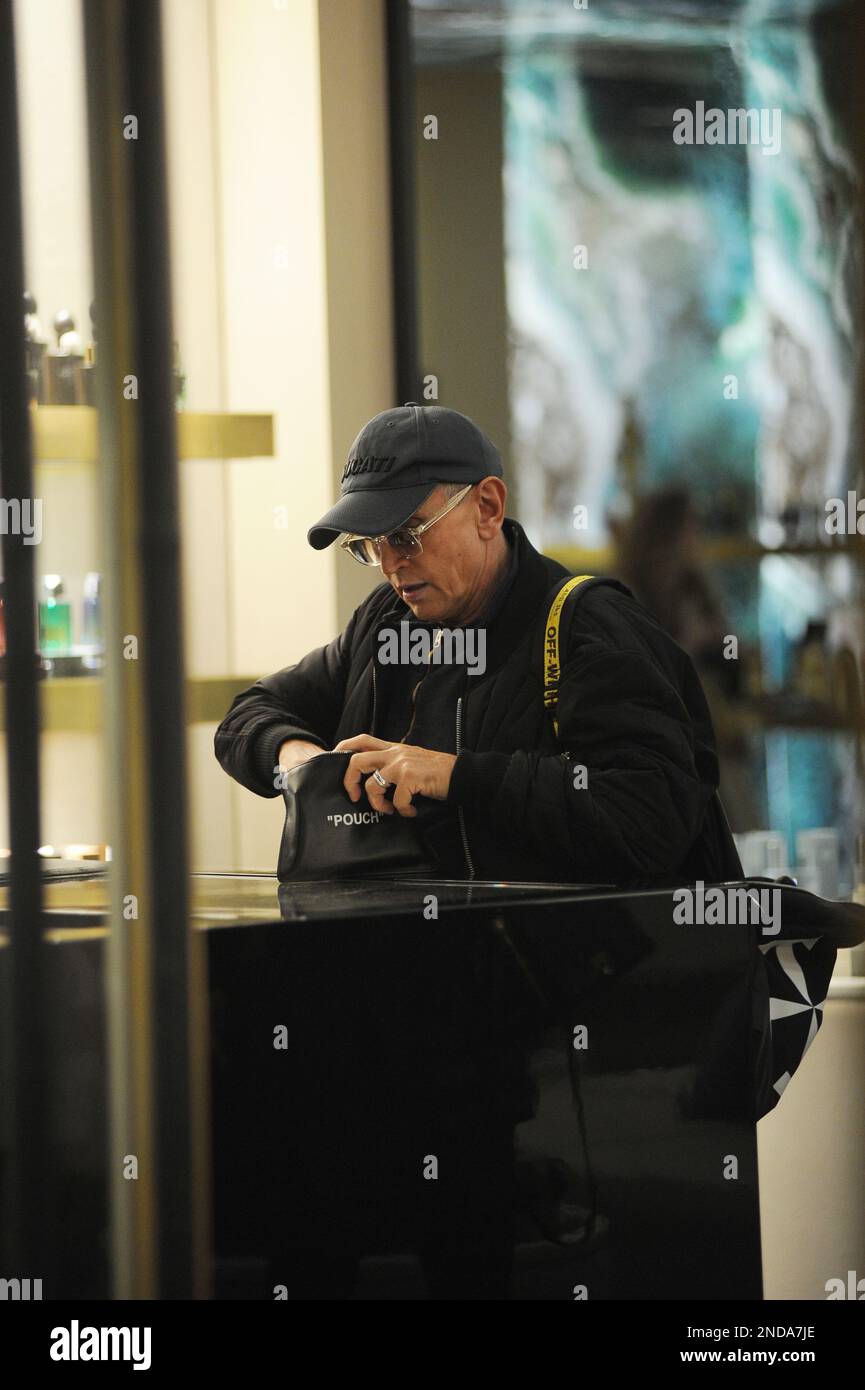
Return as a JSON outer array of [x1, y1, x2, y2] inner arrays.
[[307, 402, 504, 550]]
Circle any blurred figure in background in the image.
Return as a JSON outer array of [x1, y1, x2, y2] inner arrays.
[[611, 485, 761, 831]]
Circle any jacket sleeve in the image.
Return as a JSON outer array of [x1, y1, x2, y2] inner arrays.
[[213, 601, 365, 798], [447, 620, 719, 882]]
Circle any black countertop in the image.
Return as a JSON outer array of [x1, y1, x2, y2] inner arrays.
[[1, 862, 783, 1300], [8, 866, 863, 947]]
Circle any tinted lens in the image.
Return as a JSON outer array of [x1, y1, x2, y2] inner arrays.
[[345, 537, 377, 564], [383, 530, 421, 556], [345, 531, 421, 564]]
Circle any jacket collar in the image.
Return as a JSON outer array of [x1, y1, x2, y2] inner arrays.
[[479, 518, 566, 681], [372, 517, 565, 681]]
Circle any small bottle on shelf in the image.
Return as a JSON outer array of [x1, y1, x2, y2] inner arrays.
[[45, 310, 84, 405], [23, 291, 46, 404], [79, 301, 97, 407], [39, 574, 72, 655], [81, 571, 104, 669], [791, 620, 828, 701], [796, 827, 840, 899]]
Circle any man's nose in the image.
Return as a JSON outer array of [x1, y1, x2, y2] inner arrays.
[[379, 540, 409, 579]]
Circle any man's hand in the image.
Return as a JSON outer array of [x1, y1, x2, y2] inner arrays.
[[333, 734, 457, 817], [277, 738, 326, 776]]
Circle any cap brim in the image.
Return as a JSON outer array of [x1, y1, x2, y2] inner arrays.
[[307, 483, 437, 550]]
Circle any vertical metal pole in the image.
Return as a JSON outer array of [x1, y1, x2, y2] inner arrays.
[[385, 0, 421, 403], [0, 0, 48, 1284], [83, 0, 209, 1299]]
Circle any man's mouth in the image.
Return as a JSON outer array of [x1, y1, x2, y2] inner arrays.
[[400, 581, 428, 600]]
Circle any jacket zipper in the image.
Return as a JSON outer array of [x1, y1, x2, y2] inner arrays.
[[401, 626, 442, 743], [455, 695, 475, 880], [400, 678, 423, 744], [371, 662, 377, 737], [375, 628, 473, 876]]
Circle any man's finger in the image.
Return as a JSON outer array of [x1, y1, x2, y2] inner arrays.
[[361, 755, 396, 815], [344, 748, 395, 803], [392, 777, 418, 818], [334, 734, 388, 753]]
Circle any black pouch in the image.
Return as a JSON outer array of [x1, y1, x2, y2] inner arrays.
[[277, 751, 432, 881]]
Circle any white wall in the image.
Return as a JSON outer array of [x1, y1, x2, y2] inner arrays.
[[165, 0, 393, 870], [758, 971, 865, 1299], [15, 0, 92, 360], [6, 0, 393, 869], [5, 0, 100, 849]]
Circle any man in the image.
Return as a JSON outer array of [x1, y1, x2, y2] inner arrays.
[[214, 402, 741, 885]]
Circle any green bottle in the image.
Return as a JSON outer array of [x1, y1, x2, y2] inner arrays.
[[39, 574, 72, 654]]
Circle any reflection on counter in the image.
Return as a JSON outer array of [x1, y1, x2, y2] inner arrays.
[[0, 872, 766, 1298]]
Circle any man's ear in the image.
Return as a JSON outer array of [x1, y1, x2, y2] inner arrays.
[[475, 477, 507, 537]]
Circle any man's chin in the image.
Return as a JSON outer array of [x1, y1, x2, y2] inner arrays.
[[402, 589, 450, 622]]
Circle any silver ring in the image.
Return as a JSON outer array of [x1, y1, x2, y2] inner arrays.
[[371, 769, 389, 788]]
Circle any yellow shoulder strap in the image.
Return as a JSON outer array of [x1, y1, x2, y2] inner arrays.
[[543, 575, 595, 737]]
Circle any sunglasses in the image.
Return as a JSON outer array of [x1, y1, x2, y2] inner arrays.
[[338, 483, 474, 567]]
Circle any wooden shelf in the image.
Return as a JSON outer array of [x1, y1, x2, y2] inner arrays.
[[686, 688, 864, 737], [30, 405, 274, 461], [738, 696, 863, 734], [545, 536, 865, 570], [0, 675, 257, 733], [2, 675, 858, 735]]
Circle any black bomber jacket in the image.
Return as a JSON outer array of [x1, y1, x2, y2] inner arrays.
[[214, 517, 743, 886]]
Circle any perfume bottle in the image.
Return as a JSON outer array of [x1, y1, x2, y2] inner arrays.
[[79, 301, 97, 407], [45, 310, 84, 406], [39, 574, 72, 654], [81, 571, 103, 652], [23, 290, 46, 404]]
